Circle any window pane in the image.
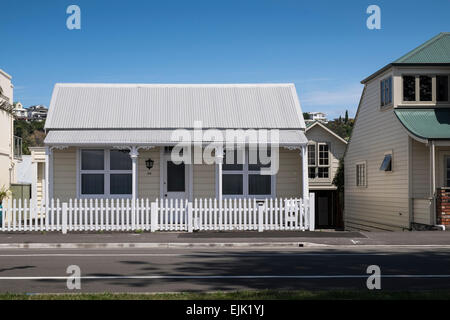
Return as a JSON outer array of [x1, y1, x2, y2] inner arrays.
[[167, 161, 185, 192], [110, 174, 132, 195], [437, 76, 449, 102], [318, 167, 329, 178], [81, 174, 104, 195], [388, 77, 392, 103], [249, 175, 271, 195], [308, 145, 316, 166], [308, 167, 316, 179], [110, 150, 132, 170], [81, 150, 104, 170], [222, 174, 243, 195], [419, 76, 432, 101], [319, 144, 329, 166], [403, 76, 416, 101], [223, 149, 244, 171], [380, 154, 392, 171], [248, 148, 271, 171], [380, 80, 385, 106]]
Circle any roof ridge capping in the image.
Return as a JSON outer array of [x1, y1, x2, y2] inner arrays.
[[54, 83, 296, 88]]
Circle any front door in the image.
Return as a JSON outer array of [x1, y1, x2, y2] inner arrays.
[[163, 149, 189, 199]]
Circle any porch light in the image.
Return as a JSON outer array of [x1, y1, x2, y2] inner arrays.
[[145, 158, 154, 170]]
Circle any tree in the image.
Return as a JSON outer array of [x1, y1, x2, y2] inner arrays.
[[14, 120, 46, 155], [332, 159, 344, 192], [344, 110, 349, 124], [303, 112, 311, 120]]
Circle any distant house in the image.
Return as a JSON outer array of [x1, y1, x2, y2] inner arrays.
[[13, 102, 28, 120], [345, 33, 450, 231], [306, 121, 347, 228], [27, 105, 48, 121], [307, 112, 327, 123]]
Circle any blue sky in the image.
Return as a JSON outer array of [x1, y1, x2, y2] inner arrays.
[[2, 0, 450, 119]]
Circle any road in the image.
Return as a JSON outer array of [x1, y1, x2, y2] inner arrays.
[[0, 246, 449, 293]]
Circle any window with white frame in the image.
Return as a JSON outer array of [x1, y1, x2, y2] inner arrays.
[[356, 162, 367, 187], [221, 147, 274, 197], [380, 76, 392, 107], [318, 143, 330, 178], [80, 149, 132, 196], [308, 143, 330, 179]]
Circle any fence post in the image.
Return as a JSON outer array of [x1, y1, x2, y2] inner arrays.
[[309, 193, 315, 231], [150, 201, 158, 232], [62, 202, 68, 235], [258, 202, 264, 232], [186, 201, 193, 232]]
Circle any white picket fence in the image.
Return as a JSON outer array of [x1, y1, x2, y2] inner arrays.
[[0, 194, 315, 233]]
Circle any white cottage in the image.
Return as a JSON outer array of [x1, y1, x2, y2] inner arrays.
[[43, 84, 311, 218]]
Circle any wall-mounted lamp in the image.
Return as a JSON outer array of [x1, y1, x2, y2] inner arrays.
[[145, 158, 154, 170]]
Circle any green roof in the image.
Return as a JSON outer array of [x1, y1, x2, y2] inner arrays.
[[394, 108, 450, 140], [394, 33, 450, 64]]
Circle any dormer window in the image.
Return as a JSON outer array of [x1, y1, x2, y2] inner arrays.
[[402, 75, 450, 103]]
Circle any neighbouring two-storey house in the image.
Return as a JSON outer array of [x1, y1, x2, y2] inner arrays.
[[345, 33, 450, 231], [306, 121, 347, 228], [0, 69, 21, 191]]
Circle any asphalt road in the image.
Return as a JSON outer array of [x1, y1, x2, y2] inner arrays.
[[0, 246, 449, 293]]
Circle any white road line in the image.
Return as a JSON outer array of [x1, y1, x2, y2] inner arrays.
[[0, 252, 410, 257], [0, 274, 450, 280]]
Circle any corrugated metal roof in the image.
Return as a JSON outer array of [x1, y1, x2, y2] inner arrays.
[[394, 33, 450, 64], [45, 84, 305, 130], [44, 129, 308, 146], [394, 108, 450, 140]]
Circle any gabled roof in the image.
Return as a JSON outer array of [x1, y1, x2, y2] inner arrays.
[[362, 33, 450, 84], [45, 83, 305, 130], [305, 121, 348, 144]]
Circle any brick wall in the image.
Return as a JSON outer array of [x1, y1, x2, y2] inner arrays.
[[437, 188, 450, 226]]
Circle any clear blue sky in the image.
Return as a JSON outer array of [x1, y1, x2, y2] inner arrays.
[[2, 0, 450, 119]]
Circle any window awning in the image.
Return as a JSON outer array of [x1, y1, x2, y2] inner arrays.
[[44, 129, 308, 147], [394, 108, 450, 141]]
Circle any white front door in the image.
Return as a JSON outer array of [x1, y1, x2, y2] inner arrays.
[[162, 149, 189, 199]]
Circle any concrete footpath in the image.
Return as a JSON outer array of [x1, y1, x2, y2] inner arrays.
[[0, 230, 450, 249]]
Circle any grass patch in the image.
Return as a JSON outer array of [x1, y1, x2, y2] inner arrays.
[[0, 290, 450, 300]]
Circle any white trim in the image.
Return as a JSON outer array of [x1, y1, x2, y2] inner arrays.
[[305, 121, 348, 144], [77, 148, 133, 199], [356, 161, 367, 188], [217, 148, 276, 199]]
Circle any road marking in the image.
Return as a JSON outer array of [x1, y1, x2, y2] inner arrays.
[[0, 252, 425, 257], [0, 274, 450, 280]]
